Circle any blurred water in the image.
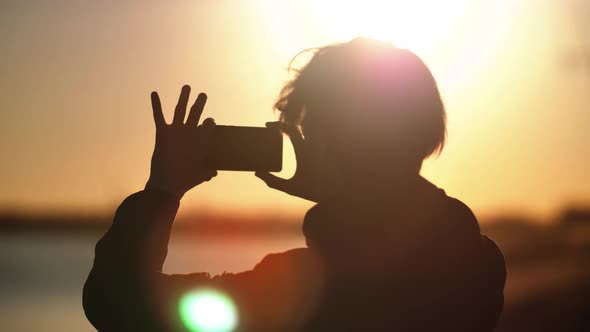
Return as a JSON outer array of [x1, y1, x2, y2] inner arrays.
[[2, 228, 589, 331], [0, 231, 305, 331]]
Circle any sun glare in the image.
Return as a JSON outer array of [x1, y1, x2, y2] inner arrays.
[[300, 0, 471, 53], [262, 0, 514, 86], [179, 288, 238, 332]]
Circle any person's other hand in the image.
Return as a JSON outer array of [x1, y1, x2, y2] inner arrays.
[[145, 85, 217, 199], [255, 122, 320, 202]]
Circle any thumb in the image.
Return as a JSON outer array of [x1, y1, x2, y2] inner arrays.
[[202, 117, 216, 128], [255, 171, 289, 192], [203, 169, 218, 182]]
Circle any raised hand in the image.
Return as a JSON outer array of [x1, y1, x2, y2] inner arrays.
[[255, 122, 321, 202], [145, 85, 217, 198]]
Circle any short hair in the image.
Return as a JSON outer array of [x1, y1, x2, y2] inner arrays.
[[275, 37, 446, 163]]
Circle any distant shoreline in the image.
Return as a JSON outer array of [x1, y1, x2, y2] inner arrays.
[[0, 213, 302, 235], [1, 207, 589, 238]]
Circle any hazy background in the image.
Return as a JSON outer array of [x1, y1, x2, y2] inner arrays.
[[1, 0, 589, 331], [1, 0, 589, 220]]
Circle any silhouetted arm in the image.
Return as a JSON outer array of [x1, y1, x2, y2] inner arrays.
[[83, 189, 184, 331], [84, 85, 219, 331], [83, 190, 320, 331], [83, 86, 320, 331], [429, 198, 506, 331]]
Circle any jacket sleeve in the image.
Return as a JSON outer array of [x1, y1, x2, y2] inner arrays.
[[447, 199, 506, 330], [82, 190, 321, 332], [83, 189, 189, 331]]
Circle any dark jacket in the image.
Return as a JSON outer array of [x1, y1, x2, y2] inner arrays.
[[83, 178, 505, 331]]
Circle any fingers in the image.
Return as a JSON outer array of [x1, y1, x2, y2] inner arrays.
[[173, 85, 191, 125], [187, 93, 208, 126], [284, 124, 304, 148], [267, 121, 304, 160], [152, 86, 207, 127], [266, 122, 303, 143], [265, 121, 280, 129], [255, 171, 289, 192], [151, 92, 166, 127]]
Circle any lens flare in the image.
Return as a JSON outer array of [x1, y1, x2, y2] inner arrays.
[[179, 288, 238, 332]]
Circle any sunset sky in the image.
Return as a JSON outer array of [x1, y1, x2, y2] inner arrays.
[[1, 0, 588, 221]]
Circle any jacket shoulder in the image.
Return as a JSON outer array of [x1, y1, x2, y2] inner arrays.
[[443, 196, 481, 236]]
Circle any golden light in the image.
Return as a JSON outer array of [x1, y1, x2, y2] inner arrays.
[[299, 0, 472, 54], [261, 0, 515, 87]]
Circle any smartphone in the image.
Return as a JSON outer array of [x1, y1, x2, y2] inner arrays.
[[207, 125, 282, 172]]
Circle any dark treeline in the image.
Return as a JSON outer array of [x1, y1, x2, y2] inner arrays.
[[0, 211, 301, 235], [1, 206, 589, 238]]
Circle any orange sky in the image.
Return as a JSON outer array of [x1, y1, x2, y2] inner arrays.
[[1, 0, 589, 221]]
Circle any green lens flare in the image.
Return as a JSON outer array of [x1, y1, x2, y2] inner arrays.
[[179, 288, 238, 332]]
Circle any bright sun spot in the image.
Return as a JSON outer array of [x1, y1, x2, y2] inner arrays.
[[179, 288, 238, 332], [262, 0, 514, 87], [300, 0, 472, 53]]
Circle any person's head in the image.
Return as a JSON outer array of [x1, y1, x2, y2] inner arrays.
[[276, 37, 446, 194]]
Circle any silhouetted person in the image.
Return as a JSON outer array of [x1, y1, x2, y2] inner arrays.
[[84, 38, 506, 331]]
